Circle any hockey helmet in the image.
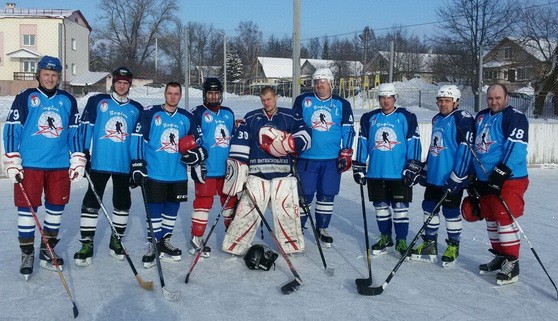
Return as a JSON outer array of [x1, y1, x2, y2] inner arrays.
[[37, 56, 62, 73], [437, 85, 461, 103], [243, 244, 278, 271], [461, 196, 482, 222], [377, 83, 397, 98], [312, 67, 334, 88], [203, 77, 223, 108], [112, 66, 133, 85]]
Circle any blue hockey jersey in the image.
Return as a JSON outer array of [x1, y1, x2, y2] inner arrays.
[[190, 105, 235, 178], [130, 105, 197, 183], [3, 88, 81, 170], [426, 109, 474, 186], [79, 94, 143, 174], [229, 107, 311, 180], [293, 92, 354, 159], [356, 107, 421, 180], [473, 106, 528, 181]]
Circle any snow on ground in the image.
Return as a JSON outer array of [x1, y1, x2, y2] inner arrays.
[[1, 167, 558, 321]]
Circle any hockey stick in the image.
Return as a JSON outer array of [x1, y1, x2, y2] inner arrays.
[[17, 179, 79, 318], [244, 187, 303, 295], [458, 128, 558, 300], [357, 191, 449, 296], [185, 194, 233, 283], [139, 184, 181, 301], [355, 184, 373, 287], [84, 171, 154, 290], [292, 160, 334, 276]]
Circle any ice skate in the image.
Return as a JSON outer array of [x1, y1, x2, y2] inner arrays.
[[395, 239, 411, 259], [496, 258, 519, 285], [479, 249, 506, 275], [109, 233, 125, 261], [189, 236, 211, 258], [142, 242, 156, 269], [20, 247, 34, 281], [441, 239, 459, 267], [318, 228, 333, 248], [39, 238, 64, 271], [371, 234, 394, 256], [74, 239, 94, 267], [158, 235, 182, 262], [410, 236, 437, 263]]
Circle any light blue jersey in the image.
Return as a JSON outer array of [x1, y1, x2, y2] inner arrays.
[[190, 105, 235, 178], [293, 92, 354, 160], [79, 94, 143, 174], [3, 88, 81, 170], [356, 107, 421, 179]]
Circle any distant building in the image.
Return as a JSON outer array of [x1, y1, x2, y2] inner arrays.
[[365, 51, 451, 84], [0, 2, 91, 95]]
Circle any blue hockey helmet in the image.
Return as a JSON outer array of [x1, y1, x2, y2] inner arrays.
[[37, 56, 62, 73]]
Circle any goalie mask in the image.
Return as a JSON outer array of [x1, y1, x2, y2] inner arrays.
[[243, 244, 278, 271]]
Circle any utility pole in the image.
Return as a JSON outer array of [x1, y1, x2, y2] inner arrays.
[[223, 34, 227, 95], [292, 0, 301, 99], [389, 40, 394, 83], [184, 27, 190, 109]]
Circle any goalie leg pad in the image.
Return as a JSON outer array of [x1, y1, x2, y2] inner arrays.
[[270, 177, 305, 254], [223, 159, 249, 196], [222, 176, 271, 255]]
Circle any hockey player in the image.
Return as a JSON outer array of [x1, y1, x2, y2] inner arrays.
[[73, 67, 144, 266], [292, 67, 355, 247], [222, 86, 311, 256], [129, 82, 206, 268], [189, 78, 237, 258], [408, 85, 474, 266], [471, 83, 529, 285], [2, 55, 85, 279], [353, 83, 421, 257]]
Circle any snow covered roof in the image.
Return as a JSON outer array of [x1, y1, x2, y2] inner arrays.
[[483, 60, 508, 68], [0, 7, 76, 18], [69, 71, 110, 87], [258, 57, 303, 79], [304, 58, 363, 76], [496, 37, 557, 62]]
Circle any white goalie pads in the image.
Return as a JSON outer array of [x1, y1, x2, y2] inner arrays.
[[222, 175, 304, 256], [223, 158, 249, 196], [258, 126, 295, 157]]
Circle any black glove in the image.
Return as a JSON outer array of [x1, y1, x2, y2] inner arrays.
[[487, 163, 511, 196], [84, 149, 91, 175], [180, 146, 208, 166], [418, 164, 427, 186], [402, 159, 423, 187], [191, 161, 207, 184], [352, 161, 367, 185], [130, 159, 148, 186]]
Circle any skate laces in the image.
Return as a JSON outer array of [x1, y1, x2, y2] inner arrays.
[[162, 237, 178, 251], [110, 234, 123, 251], [21, 252, 34, 265], [443, 244, 458, 259], [377, 234, 391, 247], [191, 236, 205, 250], [395, 239, 408, 252], [500, 259, 517, 274], [145, 242, 156, 256], [78, 242, 93, 254], [319, 228, 330, 238]]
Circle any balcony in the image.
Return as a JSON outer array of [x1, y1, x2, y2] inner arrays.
[[13, 72, 35, 80]]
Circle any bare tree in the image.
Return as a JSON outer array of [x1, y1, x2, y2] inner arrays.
[[157, 19, 187, 82], [435, 0, 519, 110], [263, 34, 292, 58], [305, 37, 321, 59], [234, 21, 263, 81]]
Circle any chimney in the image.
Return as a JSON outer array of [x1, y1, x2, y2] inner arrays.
[[5, 3, 15, 9]]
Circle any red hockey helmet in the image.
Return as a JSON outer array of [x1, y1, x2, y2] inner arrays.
[[461, 196, 482, 222]]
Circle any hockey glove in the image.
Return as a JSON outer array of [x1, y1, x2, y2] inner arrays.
[[418, 164, 428, 186], [336, 148, 353, 173], [3, 152, 24, 183], [130, 159, 148, 186], [487, 163, 511, 196], [181, 146, 208, 166], [461, 195, 482, 222], [84, 150, 91, 174], [352, 161, 367, 185], [258, 126, 296, 157], [402, 159, 423, 187], [69, 152, 87, 183], [191, 161, 207, 184], [444, 171, 468, 195], [223, 158, 249, 196]]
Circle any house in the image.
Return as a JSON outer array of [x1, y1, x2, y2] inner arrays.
[[483, 37, 557, 91], [193, 65, 222, 85], [68, 71, 110, 95], [0, 2, 91, 95]]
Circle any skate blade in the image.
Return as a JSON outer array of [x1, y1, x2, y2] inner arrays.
[[22, 274, 31, 281], [496, 276, 519, 286], [320, 241, 332, 248], [479, 269, 498, 275], [188, 248, 210, 258], [409, 254, 437, 263], [39, 260, 63, 271], [109, 250, 125, 261], [159, 253, 182, 262], [372, 247, 393, 256], [442, 260, 456, 267], [143, 261, 156, 269], [75, 258, 93, 267]]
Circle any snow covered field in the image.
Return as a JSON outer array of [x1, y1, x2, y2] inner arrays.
[[1, 166, 558, 321]]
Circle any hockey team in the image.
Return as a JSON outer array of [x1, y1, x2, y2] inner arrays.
[[2, 58, 529, 290]]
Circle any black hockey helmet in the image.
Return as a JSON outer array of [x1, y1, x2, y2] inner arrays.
[[243, 244, 278, 271], [203, 77, 223, 108]]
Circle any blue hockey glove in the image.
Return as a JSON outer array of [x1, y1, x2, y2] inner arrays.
[[444, 172, 468, 195]]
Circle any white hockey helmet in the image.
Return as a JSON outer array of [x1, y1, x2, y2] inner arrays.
[[377, 83, 397, 98], [437, 85, 461, 103], [312, 68, 334, 85]]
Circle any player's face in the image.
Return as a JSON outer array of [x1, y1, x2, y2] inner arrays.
[[260, 91, 278, 115], [379, 95, 395, 113], [113, 80, 131, 97], [313, 79, 332, 100], [165, 86, 182, 108], [205, 91, 221, 107], [487, 85, 508, 113], [436, 97, 456, 116], [38, 69, 59, 90]]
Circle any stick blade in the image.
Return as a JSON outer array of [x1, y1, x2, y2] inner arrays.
[[325, 266, 335, 277], [357, 283, 386, 296], [162, 286, 181, 301], [72, 302, 79, 318], [280, 278, 302, 295], [137, 275, 155, 291], [355, 277, 372, 287], [184, 273, 191, 284]]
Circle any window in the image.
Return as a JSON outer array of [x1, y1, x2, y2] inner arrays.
[[71, 38, 77, 51], [379, 60, 384, 68], [517, 67, 526, 80], [23, 60, 36, 72], [503, 47, 513, 59], [23, 34, 35, 46], [71, 63, 76, 75]]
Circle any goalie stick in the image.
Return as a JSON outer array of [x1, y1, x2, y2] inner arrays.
[[244, 187, 303, 295], [84, 171, 154, 291], [357, 191, 448, 296], [17, 179, 79, 318]]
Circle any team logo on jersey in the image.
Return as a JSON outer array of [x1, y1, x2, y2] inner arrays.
[[475, 129, 494, 154], [429, 130, 446, 156], [304, 98, 312, 108], [101, 116, 128, 142], [30, 94, 40, 108], [373, 127, 400, 151], [476, 115, 485, 125], [310, 110, 335, 131], [154, 115, 162, 126], [204, 112, 214, 123], [213, 124, 231, 148], [33, 111, 63, 138], [100, 100, 108, 113], [157, 127, 179, 153]]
